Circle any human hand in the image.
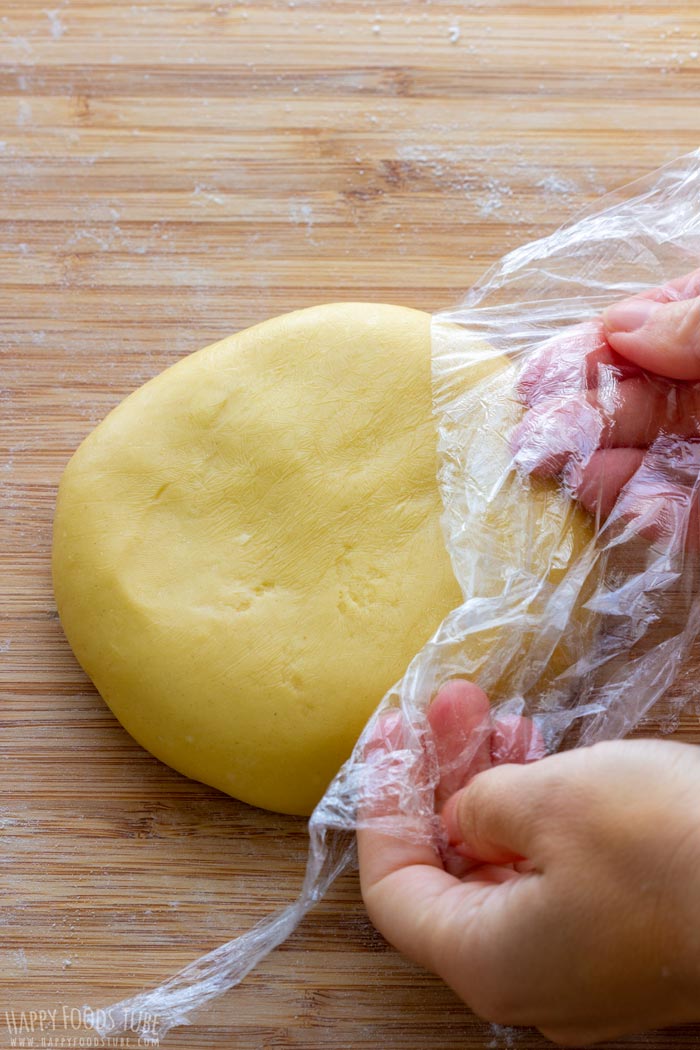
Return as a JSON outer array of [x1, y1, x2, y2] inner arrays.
[[512, 269, 700, 540], [358, 681, 700, 1045]]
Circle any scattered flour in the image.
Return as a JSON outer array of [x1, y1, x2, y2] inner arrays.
[[478, 177, 513, 217], [537, 173, 579, 196], [394, 142, 603, 222], [396, 144, 479, 193], [16, 100, 32, 127], [8, 35, 34, 57], [45, 9, 66, 39], [288, 198, 317, 245], [192, 184, 226, 206], [488, 1025, 522, 1048]]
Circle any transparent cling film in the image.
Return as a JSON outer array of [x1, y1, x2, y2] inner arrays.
[[87, 149, 700, 1044]]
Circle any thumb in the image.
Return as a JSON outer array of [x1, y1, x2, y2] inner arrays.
[[604, 295, 700, 380], [442, 762, 549, 866]]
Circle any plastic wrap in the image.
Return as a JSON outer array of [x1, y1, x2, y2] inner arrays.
[[87, 149, 700, 1044]]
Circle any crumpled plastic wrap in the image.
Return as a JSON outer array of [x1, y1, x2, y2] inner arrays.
[[87, 148, 700, 1045]]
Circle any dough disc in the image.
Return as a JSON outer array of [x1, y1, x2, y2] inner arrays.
[[53, 303, 588, 815]]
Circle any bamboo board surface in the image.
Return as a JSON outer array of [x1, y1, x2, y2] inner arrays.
[[3, 1, 700, 1047]]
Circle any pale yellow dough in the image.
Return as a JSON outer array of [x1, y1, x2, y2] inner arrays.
[[53, 303, 588, 816]]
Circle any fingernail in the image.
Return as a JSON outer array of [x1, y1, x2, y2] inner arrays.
[[603, 298, 662, 334]]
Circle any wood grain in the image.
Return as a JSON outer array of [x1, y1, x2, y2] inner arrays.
[[2, 1, 700, 1047]]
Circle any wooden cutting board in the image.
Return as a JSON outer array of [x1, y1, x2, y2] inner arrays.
[[3, 2, 700, 1047]]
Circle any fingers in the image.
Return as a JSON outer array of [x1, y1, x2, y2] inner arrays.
[[357, 816, 458, 977], [517, 321, 640, 408], [511, 395, 604, 476], [358, 684, 549, 978], [427, 682, 546, 874], [357, 708, 443, 895], [611, 475, 700, 549], [569, 438, 700, 547], [427, 680, 491, 807], [359, 708, 411, 819], [604, 268, 700, 380], [599, 375, 700, 446], [357, 823, 447, 908], [605, 296, 700, 381], [357, 704, 458, 972], [650, 267, 700, 301], [514, 270, 700, 522], [359, 682, 545, 887], [490, 714, 546, 765], [441, 762, 553, 866], [428, 681, 546, 803], [514, 376, 700, 474], [563, 447, 646, 519]]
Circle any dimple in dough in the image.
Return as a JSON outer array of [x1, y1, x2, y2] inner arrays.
[[53, 303, 589, 816]]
